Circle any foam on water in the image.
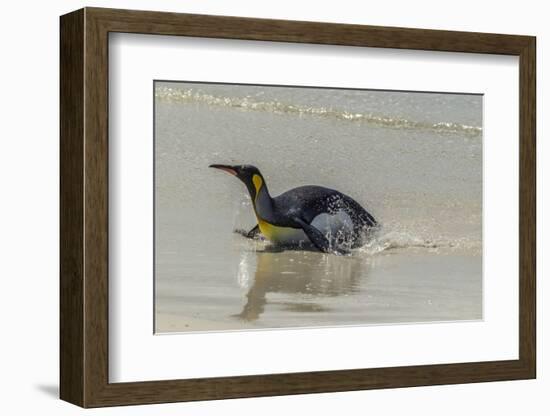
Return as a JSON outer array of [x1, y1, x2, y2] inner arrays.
[[357, 229, 481, 255], [156, 86, 482, 138]]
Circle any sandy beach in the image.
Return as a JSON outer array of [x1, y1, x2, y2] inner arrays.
[[154, 82, 482, 333], [155, 243, 481, 333]]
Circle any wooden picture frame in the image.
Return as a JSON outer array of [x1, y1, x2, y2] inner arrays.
[[60, 7, 536, 408]]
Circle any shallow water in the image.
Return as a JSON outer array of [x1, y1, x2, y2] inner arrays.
[[154, 81, 482, 333]]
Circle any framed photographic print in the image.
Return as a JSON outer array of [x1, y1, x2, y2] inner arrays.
[[60, 7, 536, 408]]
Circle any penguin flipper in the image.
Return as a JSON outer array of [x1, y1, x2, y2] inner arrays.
[[294, 218, 348, 255]]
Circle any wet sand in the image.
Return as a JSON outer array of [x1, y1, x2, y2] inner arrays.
[[154, 82, 483, 333], [156, 243, 482, 333]]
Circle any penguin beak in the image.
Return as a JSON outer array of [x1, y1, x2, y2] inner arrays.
[[209, 164, 238, 176]]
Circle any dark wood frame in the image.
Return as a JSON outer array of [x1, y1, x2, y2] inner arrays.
[[60, 7, 536, 408]]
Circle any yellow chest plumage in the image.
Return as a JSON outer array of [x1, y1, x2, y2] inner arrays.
[[257, 218, 306, 243]]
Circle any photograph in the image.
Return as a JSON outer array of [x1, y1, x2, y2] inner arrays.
[[154, 81, 483, 333], [49, 3, 538, 411]]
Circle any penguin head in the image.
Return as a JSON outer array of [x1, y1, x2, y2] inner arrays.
[[209, 164, 267, 199]]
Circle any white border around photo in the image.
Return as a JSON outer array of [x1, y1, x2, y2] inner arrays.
[[108, 33, 519, 383]]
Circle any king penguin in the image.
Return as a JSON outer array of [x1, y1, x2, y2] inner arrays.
[[210, 164, 377, 255]]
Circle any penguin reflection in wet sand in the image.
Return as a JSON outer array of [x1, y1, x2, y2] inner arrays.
[[209, 164, 377, 255]]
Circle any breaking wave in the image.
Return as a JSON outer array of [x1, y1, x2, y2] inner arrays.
[[155, 86, 482, 138]]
